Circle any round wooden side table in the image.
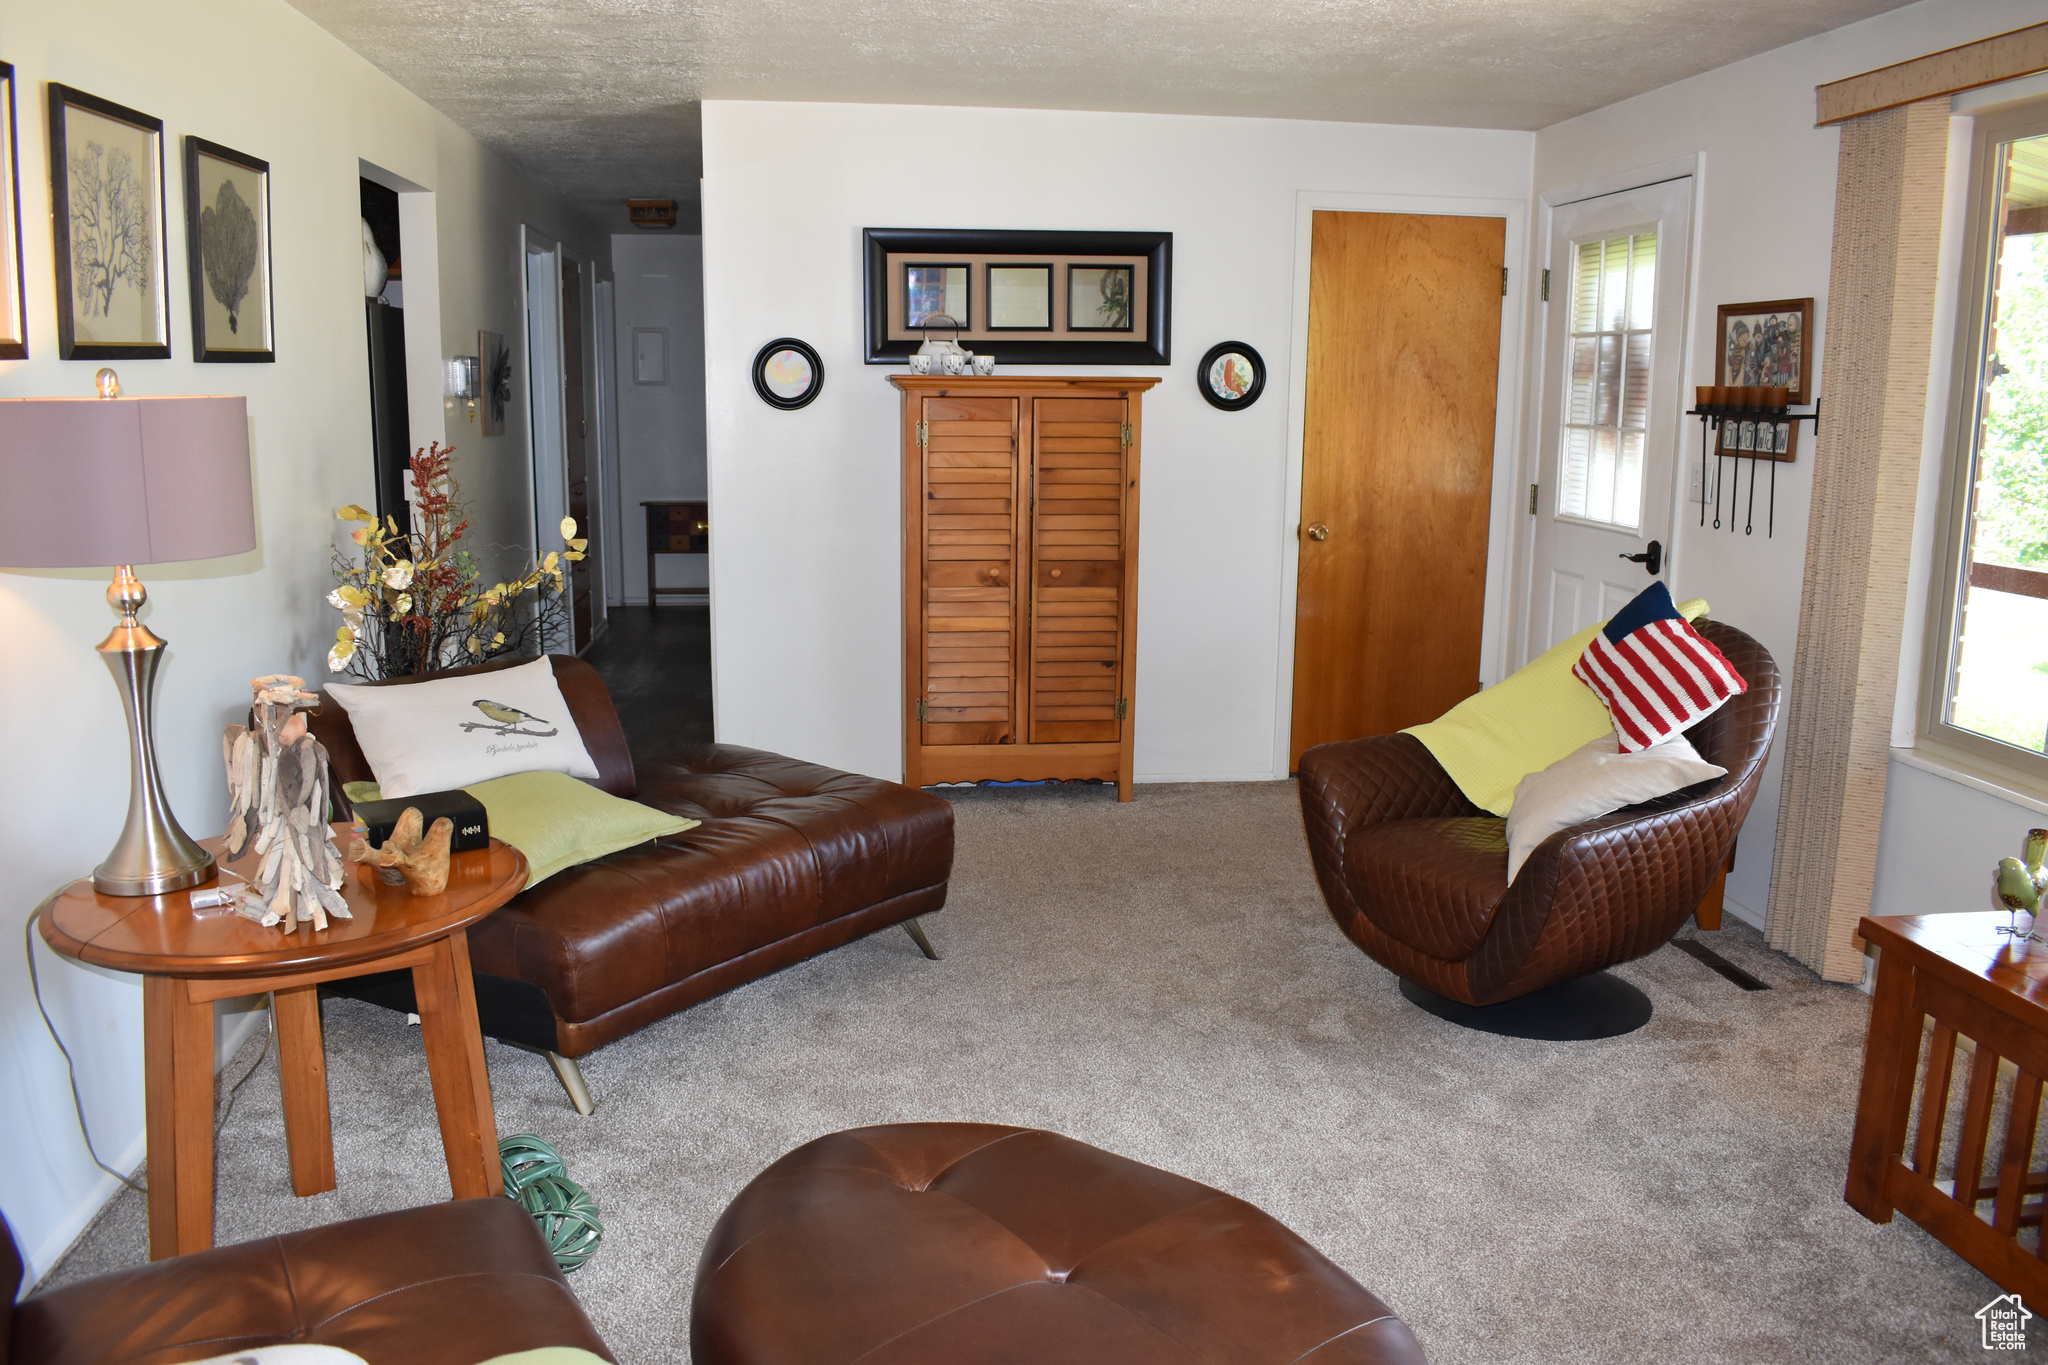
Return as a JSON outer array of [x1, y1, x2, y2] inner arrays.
[[38, 824, 529, 1261]]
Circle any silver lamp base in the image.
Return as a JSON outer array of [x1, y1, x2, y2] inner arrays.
[[92, 566, 215, 898]]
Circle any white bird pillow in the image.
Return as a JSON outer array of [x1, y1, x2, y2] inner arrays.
[[327, 655, 601, 800]]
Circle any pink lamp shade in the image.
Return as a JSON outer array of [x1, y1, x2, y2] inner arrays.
[[0, 396, 255, 568]]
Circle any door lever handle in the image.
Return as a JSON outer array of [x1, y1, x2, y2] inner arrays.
[[1618, 540, 1663, 575]]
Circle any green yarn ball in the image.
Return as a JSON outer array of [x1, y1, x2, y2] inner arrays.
[[516, 1173, 603, 1273], [499, 1132, 567, 1194]]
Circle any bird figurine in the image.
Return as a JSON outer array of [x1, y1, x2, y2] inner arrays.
[[461, 699, 558, 737], [1995, 828, 2048, 942]]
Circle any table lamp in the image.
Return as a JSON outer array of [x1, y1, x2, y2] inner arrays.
[[0, 371, 255, 895]]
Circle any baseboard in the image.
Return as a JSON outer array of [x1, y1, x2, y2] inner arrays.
[[25, 1125, 147, 1291], [1720, 891, 1766, 932], [1133, 771, 1292, 785], [24, 1003, 269, 1291]]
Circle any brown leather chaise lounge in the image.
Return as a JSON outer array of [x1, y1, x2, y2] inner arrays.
[[4, 1199, 614, 1364], [1297, 618, 1781, 1032], [309, 653, 955, 1112]]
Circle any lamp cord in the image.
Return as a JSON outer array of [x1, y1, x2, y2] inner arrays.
[[25, 898, 277, 1200]]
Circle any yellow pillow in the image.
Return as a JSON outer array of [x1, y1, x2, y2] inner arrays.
[[343, 771, 697, 887], [1402, 598, 1710, 816]]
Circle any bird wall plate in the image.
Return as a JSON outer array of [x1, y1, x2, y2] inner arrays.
[[1198, 341, 1264, 411], [752, 337, 823, 410]]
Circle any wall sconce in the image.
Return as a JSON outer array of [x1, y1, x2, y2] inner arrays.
[[445, 355, 479, 422]]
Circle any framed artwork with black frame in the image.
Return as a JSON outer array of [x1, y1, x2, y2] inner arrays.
[[753, 337, 823, 409], [48, 84, 170, 360], [183, 135, 274, 362], [1197, 341, 1265, 411], [1714, 297, 1813, 403], [864, 227, 1171, 364], [0, 64, 27, 358]]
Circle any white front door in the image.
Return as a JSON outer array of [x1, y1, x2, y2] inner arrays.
[[1524, 178, 1693, 659]]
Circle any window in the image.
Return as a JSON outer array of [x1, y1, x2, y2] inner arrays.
[[1557, 229, 1657, 529], [1927, 112, 2048, 783]]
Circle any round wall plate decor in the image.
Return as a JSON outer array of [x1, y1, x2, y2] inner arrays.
[[1198, 341, 1265, 411], [752, 338, 824, 409]]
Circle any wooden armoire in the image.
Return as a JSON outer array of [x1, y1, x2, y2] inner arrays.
[[892, 375, 1158, 801]]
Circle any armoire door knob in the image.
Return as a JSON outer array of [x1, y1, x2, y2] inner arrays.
[[1305, 523, 1331, 542]]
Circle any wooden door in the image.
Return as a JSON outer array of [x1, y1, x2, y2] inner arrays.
[[1290, 210, 1504, 767], [1029, 396, 1128, 743], [561, 263, 592, 651], [919, 395, 1022, 745]]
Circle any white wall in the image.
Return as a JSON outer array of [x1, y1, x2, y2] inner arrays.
[[1525, 0, 2048, 928], [701, 101, 1533, 782], [612, 234, 708, 604], [0, 0, 605, 1284]]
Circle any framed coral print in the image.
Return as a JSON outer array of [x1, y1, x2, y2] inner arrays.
[[1714, 297, 1812, 403], [183, 136, 273, 362], [49, 84, 170, 360], [1198, 341, 1265, 411], [0, 64, 26, 358]]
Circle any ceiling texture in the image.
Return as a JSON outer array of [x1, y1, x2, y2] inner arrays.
[[287, 0, 1918, 234]]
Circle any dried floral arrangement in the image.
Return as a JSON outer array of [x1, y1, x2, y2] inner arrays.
[[329, 442, 587, 679]]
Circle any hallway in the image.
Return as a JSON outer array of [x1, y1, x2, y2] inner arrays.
[[581, 604, 713, 762]]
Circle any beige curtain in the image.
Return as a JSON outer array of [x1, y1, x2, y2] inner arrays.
[[1767, 98, 1950, 982]]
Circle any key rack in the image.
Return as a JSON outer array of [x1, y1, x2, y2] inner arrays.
[[1685, 394, 1819, 538]]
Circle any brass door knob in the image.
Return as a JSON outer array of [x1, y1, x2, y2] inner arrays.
[[1305, 522, 1331, 541]]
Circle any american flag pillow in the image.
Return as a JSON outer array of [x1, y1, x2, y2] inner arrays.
[[1572, 582, 1747, 752]]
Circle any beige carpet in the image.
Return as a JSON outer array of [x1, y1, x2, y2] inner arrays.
[[42, 780, 2016, 1361]]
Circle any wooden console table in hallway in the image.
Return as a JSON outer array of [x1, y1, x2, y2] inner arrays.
[[1847, 912, 2048, 1299], [644, 499, 709, 606], [38, 828, 528, 1260]]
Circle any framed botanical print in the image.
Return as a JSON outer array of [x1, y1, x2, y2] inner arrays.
[[0, 64, 27, 359], [183, 136, 273, 362], [49, 85, 170, 360], [1714, 297, 1813, 403]]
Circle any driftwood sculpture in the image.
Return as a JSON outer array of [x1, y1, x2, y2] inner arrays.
[[223, 675, 349, 930]]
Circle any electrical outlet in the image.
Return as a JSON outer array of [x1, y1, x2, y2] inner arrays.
[[1689, 460, 1720, 505]]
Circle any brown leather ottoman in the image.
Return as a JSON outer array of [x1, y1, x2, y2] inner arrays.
[[8, 1197, 612, 1364], [692, 1124, 1426, 1365], [311, 656, 956, 1113]]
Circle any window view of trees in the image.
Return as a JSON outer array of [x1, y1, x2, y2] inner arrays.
[[1951, 144, 2048, 756]]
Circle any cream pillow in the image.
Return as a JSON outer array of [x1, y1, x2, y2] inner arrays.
[[1503, 731, 1726, 883], [184, 1349, 366, 1364], [327, 655, 600, 800]]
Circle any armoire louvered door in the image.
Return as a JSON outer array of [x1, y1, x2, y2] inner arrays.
[[918, 394, 1020, 746], [1030, 396, 1125, 744], [896, 375, 1155, 801]]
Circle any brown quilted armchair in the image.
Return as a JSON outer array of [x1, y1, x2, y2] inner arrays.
[[1297, 619, 1781, 1006]]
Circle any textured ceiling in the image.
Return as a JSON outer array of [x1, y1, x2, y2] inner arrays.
[[287, 0, 1917, 234]]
